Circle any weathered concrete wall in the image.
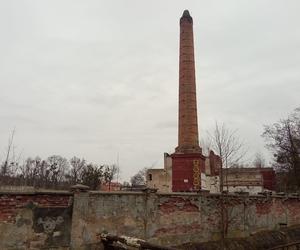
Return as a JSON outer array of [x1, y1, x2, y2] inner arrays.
[[146, 169, 171, 192], [0, 190, 73, 250], [70, 191, 300, 249], [146, 153, 172, 193], [1, 189, 300, 249], [201, 174, 219, 193], [70, 191, 148, 249]]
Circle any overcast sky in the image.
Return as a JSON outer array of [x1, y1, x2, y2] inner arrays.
[[0, 1, 299, 181]]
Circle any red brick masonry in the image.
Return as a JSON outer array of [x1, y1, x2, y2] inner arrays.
[[0, 191, 72, 223], [176, 10, 201, 154]]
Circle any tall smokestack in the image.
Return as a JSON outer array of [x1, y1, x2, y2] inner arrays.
[[176, 10, 201, 154]]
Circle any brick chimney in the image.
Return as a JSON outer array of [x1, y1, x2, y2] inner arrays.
[[172, 10, 205, 192], [175, 10, 201, 154]]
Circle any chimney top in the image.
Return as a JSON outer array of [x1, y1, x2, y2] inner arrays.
[[180, 10, 193, 24], [182, 10, 191, 17]]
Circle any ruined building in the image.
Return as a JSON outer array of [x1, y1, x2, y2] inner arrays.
[[146, 10, 221, 193], [222, 167, 276, 193]]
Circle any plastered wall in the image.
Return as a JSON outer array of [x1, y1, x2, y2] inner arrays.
[[70, 191, 300, 249]]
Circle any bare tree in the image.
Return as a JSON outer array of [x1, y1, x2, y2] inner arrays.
[[68, 157, 86, 184], [206, 122, 247, 242], [0, 150, 121, 191], [262, 107, 300, 191], [0, 129, 23, 185], [81, 164, 104, 190], [200, 138, 212, 156], [46, 155, 69, 188], [19, 157, 42, 187], [208, 122, 246, 173], [205, 122, 247, 195], [253, 152, 266, 168], [103, 164, 119, 190], [17, 156, 69, 188], [1, 129, 16, 177], [130, 168, 148, 186]]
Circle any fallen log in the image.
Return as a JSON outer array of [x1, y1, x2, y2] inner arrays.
[[99, 233, 177, 250]]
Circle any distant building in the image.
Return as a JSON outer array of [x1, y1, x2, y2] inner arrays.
[[222, 167, 276, 193], [146, 151, 221, 193], [146, 153, 172, 192], [100, 182, 121, 191], [202, 151, 221, 193]]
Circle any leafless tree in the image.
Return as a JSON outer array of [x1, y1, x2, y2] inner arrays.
[[263, 107, 300, 191], [19, 157, 42, 186], [68, 157, 86, 184], [0, 129, 24, 185], [208, 122, 246, 173], [81, 163, 104, 190], [0, 149, 122, 190], [205, 122, 247, 242], [130, 168, 148, 186], [103, 164, 119, 190], [46, 155, 69, 187], [200, 138, 212, 156], [253, 152, 266, 168], [1, 129, 16, 177], [17, 156, 69, 188]]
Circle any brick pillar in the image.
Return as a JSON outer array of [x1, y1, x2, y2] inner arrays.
[[175, 10, 201, 154]]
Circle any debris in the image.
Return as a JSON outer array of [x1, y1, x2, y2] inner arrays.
[[99, 233, 177, 250]]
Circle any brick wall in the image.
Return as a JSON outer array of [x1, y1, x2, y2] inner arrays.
[[0, 190, 73, 250]]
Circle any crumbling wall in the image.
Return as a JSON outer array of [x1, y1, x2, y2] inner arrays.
[[0, 190, 72, 250], [70, 191, 300, 249], [70, 191, 148, 249], [1, 189, 300, 249], [146, 169, 171, 192]]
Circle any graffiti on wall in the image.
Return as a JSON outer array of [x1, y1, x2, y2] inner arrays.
[[33, 207, 71, 247], [38, 216, 64, 234], [193, 160, 200, 189]]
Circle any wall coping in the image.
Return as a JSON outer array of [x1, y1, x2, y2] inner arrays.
[[87, 191, 300, 200], [0, 189, 298, 200], [157, 192, 261, 197], [156, 192, 300, 199], [89, 191, 147, 195], [0, 189, 73, 195]]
